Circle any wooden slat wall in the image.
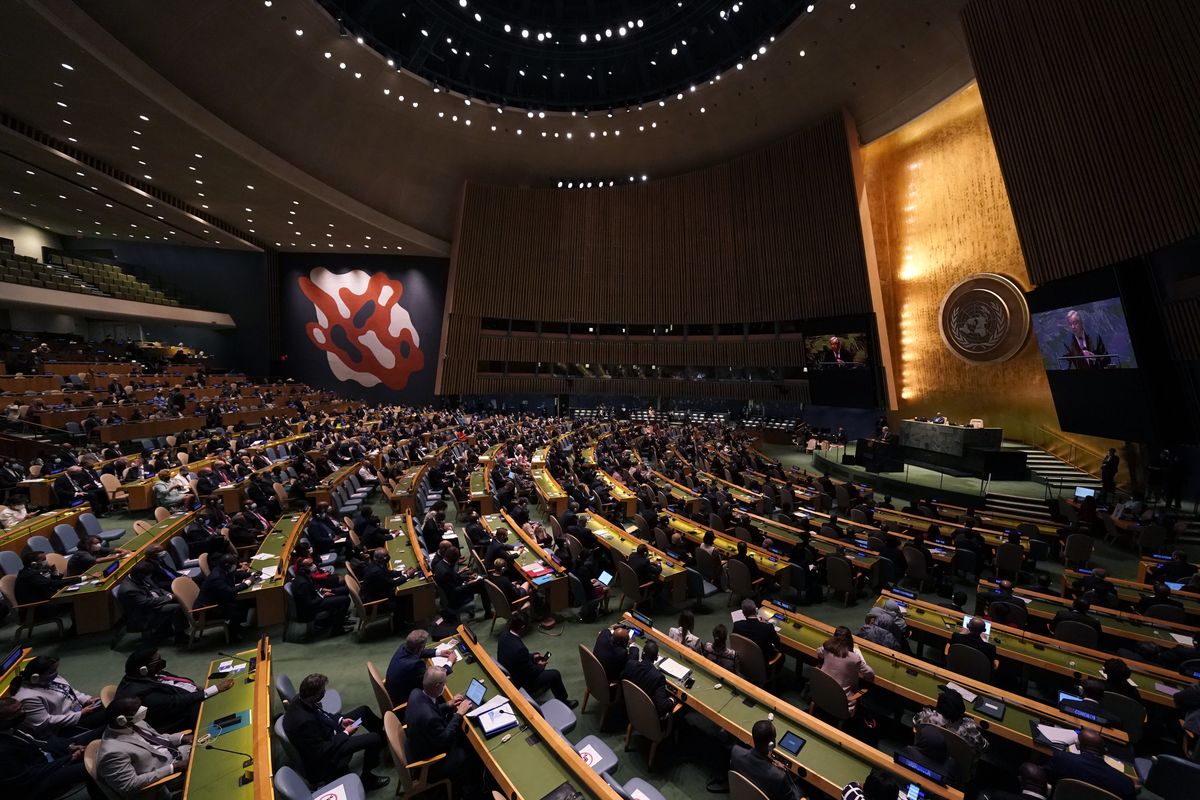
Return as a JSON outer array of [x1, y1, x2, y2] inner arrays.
[[440, 113, 871, 398], [961, 0, 1200, 286]]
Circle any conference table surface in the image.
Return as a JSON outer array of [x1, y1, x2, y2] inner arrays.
[[53, 511, 194, 634], [482, 510, 569, 612], [237, 511, 309, 627], [531, 467, 568, 515], [878, 591, 1194, 708], [444, 628, 618, 799], [975, 579, 1199, 648], [381, 513, 439, 621], [627, 615, 962, 800], [0, 646, 32, 695], [183, 642, 272, 800], [759, 600, 1130, 754], [581, 513, 688, 604], [0, 507, 84, 553], [662, 511, 792, 584], [741, 512, 883, 574], [1061, 568, 1200, 621], [594, 470, 637, 518]]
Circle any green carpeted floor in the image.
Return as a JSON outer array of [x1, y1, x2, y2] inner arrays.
[[23, 447, 1191, 798]]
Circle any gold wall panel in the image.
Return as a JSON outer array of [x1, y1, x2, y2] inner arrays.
[[861, 84, 1122, 468]]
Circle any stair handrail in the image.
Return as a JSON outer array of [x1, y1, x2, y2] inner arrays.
[[1031, 425, 1104, 477]]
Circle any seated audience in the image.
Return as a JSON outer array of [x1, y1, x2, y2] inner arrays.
[[729, 719, 803, 800], [282, 674, 389, 791], [1046, 728, 1136, 800], [896, 727, 961, 787], [496, 612, 576, 707], [116, 648, 233, 733], [96, 697, 191, 799], [12, 656, 105, 740], [0, 696, 93, 797], [815, 626, 873, 714], [913, 689, 988, 756], [669, 609, 702, 650], [622, 640, 675, 718], [594, 625, 637, 682], [703, 623, 741, 672], [405, 667, 482, 795]]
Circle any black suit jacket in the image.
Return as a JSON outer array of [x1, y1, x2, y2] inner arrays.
[[593, 629, 636, 682], [196, 566, 243, 609], [115, 673, 205, 732], [0, 729, 73, 792], [385, 647, 436, 706], [15, 566, 65, 604], [733, 617, 781, 662], [496, 630, 541, 690], [622, 659, 673, 717], [1047, 750, 1135, 800], [361, 562, 405, 603], [629, 552, 662, 584], [729, 745, 801, 800], [404, 689, 462, 762], [282, 695, 351, 781], [485, 539, 518, 565], [51, 473, 85, 507], [950, 631, 997, 663]]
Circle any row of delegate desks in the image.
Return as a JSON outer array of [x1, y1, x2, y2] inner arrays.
[[582, 512, 689, 605], [625, 614, 963, 800], [1137, 553, 1200, 584], [183, 639, 274, 800], [532, 466, 568, 518], [381, 512, 439, 621], [237, 511, 310, 628], [877, 590, 1194, 708], [480, 509, 570, 612], [647, 470, 701, 513], [444, 625, 622, 799], [662, 510, 793, 589], [214, 458, 294, 515], [975, 579, 1200, 649], [1061, 568, 1200, 623], [52, 511, 195, 634], [594, 470, 637, 519], [0, 506, 84, 553], [759, 601, 1131, 755], [307, 461, 360, 507], [469, 461, 496, 515]]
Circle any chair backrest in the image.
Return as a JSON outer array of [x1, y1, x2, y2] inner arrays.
[[918, 723, 976, 783], [708, 513, 725, 532], [0, 550, 22, 576], [44, 552, 68, 574], [825, 555, 853, 592], [902, 546, 928, 578], [1100, 691, 1146, 743], [988, 599, 1028, 629], [170, 575, 200, 614], [79, 512, 104, 538], [1051, 778, 1123, 800], [806, 666, 853, 720], [154, 506, 170, 522], [633, 514, 649, 535], [1064, 534, 1092, 565], [729, 770, 770, 800], [850, 507, 868, 524], [602, 773, 635, 800], [1144, 753, 1200, 799], [725, 559, 756, 598], [996, 543, 1024, 570], [83, 739, 121, 800], [728, 632, 767, 684], [177, 452, 189, 466], [53, 523, 82, 554], [273, 715, 308, 780], [1055, 620, 1099, 649], [198, 552, 212, 577], [383, 710, 417, 794], [616, 560, 644, 603], [0, 573, 24, 610], [653, 527, 670, 550], [482, 579, 512, 620], [621, 679, 667, 741], [366, 660, 396, 718], [275, 673, 297, 705], [1144, 603, 1186, 623], [579, 644, 614, 701], [946, 643, 992, 682], [26, 534, 54, 555], [100, 684, 117, 706], [273, 765, 312, 800], [694, 547, 721, 585], [99, 472, 123, 498]]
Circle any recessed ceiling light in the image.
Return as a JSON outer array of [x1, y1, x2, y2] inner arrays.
[[61, 63, 74, 71], [246, 185, 255, 189], [295, 29, 303, 36], [56, 101, 67, 108]]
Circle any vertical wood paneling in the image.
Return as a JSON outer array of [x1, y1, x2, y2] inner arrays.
[[961, 0, 1200, 285], [443, 114, 870, 397]]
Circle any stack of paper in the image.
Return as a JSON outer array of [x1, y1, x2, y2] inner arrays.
[[1036, 725, 1078, 747], [656, 657, 692, 682], [944, 682, 978, 703]]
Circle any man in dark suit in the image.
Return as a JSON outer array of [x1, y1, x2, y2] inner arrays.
[[360, 548, 419, 625], [15, 550, 75, 604], [117, 561, 187, 644], [629, 543, 663, 587], [1047, 729, 1135, 800], [116, 648, 233, 733], [0, 696, 93, 797], [487, 558, 530, 605], [305, 503, 345, 557], [484, 528, 521, 566], [622, 641, 675, 718], [385, 629, 443, 707], [949, 616, 998, 670], [496, 612, 577, 707], [733, 600, 782, 670], [1062, 310, 1111, 369], [432, 546, 490, 616], [979, 762, 1049, 800], [1073, 568, 1118, 607], [289, 558, 351, 635], [1153, 550, 1198, 584], [404, 667, 480, 792], [593, 626, 637, 682], [282, 674, 388, 791], [1100, 448, 1120, 500], [1136, 582, 1184, 616], [51, 465, 108, 514], [195, 554, 252, 641], [1051, 598, 1103, 641], [728, 719, 802, 800]]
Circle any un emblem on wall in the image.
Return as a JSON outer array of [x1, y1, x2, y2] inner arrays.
[[938, 273, 1030, 364]]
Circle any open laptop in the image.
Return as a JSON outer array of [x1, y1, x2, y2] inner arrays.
[[1074, 487, 1095, 501], [597, 570, 614, 587], [465, 678, 487, 707], [962, 615, 992, 640]]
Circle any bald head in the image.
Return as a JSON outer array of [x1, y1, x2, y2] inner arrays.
[[1077, 728, 1104, 755]]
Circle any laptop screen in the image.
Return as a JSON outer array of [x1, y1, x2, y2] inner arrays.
[[465, 678, 487, 706], [962, 615, 992, 639], [1074, 487, 1095, 500], [597, 570, 613, 587]]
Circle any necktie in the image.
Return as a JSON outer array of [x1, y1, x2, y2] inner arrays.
[[135, 725, 181, 759]]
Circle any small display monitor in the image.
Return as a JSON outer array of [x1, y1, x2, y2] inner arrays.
[[597, 570, 614, 587], [777, 731, 806, 756], [1074, 487, 1096, 501], [1, 646, 22, 673], [465, 678, 487, 706]]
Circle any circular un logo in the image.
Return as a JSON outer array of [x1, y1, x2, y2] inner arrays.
[[938, 273, 1030, 364]]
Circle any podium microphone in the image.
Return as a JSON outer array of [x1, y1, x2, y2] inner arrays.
[[204, 742, 254, 768]]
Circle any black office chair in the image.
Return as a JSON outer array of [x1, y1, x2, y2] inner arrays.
[[1054, 620, 1099, 649], [946, 643, 992, 683]]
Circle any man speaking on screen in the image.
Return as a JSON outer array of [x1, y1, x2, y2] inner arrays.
[[1063, 309, 1111, 369]]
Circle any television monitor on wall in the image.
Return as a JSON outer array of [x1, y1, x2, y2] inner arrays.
[[804, 332, 870, 369], [1031, 298, 1139, 371]]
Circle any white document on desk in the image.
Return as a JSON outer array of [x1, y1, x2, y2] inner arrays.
[[465, 694, 509, 718], [250, 553, 275, 561], [258, 566, 278, 579], [1036, 725, 1078, 747], [730, 610, 746, 623], [1171, 632, 1193, 645], [944, 682, 978, 703], [656, 657, 692, 682]]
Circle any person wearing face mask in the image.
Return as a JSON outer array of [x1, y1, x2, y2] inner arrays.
[[116, 648, 233, 733], [118, 560, 188, 644], [0, 495, 29, 530], [15, 550, 78, 603], [52, 464, 109, 515], [361, 548, 420, 626], [0, 696, 96, 797], [291, 557, 353, 636], [96, 697, 192, 799], [12, 656, 105, 742], [196, 554, 255, 642], [66, 535, 132, 577], [151, 470, 188, 512], [282, 673, 389, 791]]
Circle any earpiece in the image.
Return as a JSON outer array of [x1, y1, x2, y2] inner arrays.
[[138, 665, 149, 676], [114, 714, 128, 727]]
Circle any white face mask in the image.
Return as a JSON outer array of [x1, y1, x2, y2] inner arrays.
[[130, 706, 149, 726]]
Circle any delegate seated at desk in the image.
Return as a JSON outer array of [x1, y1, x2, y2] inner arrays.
[[728, 719, 804, 800], [95, 697, 192, 800], [404, 666, 482, 795]]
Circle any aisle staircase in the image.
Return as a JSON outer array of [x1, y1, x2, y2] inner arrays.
[[982, 491, 1055, 522], [1007, 443, 1102, 497]]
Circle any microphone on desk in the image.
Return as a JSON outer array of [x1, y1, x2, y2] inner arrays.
[[217, 651, 257, 684], [204, 742, 255, 783]]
